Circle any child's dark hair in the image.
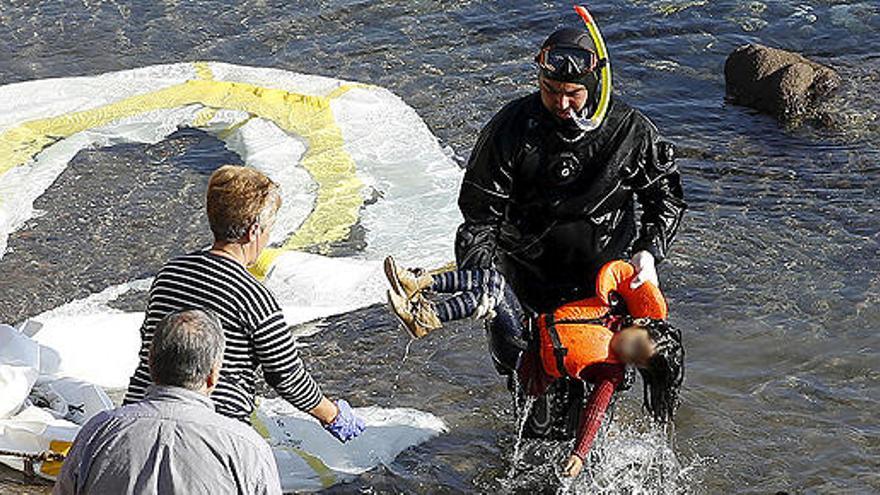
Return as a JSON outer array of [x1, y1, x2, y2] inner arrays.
[[629, 318, 684, 423]]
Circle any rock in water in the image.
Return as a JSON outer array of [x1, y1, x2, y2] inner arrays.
[[724, 43, 840, 124]]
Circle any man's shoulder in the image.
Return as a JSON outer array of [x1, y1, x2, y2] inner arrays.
[[484, 92, 540, 133], [125, 397, 272, 456], [71, 402, 149, 447], [200, 414, 278, 485], [498, 92, 539, 116], [607, 98, 657, 136], [74, 408, 117, 440], [470, 93, 539, 162], [196, 409, 273, 452]]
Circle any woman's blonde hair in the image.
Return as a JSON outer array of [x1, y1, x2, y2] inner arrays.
[[206, 165, 281, 242]]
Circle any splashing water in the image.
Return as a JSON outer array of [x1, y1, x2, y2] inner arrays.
[[574, 418, 705, 495], [507, 392, 537, 478], [499, 390, 706, 494], [389, 336, 417, 398], [401, 337, 416, 365]]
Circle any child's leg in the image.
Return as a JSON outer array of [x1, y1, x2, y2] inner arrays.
[[433, 292, 480, 323], [431, 268, 505, 297], [430, 269, 506, 323]]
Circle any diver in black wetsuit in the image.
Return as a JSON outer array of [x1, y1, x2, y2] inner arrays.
[[455, 27, 686, 439]]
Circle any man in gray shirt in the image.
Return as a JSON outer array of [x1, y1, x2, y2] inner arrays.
[[54, 309, 282, 495]]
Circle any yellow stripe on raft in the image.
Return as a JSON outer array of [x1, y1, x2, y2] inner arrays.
[[192, 107, 219, 127], [288, 447, 337, 489], [0, 62, 368, 279], [191, 61, 219, 127], [193, 61, 215, 81]]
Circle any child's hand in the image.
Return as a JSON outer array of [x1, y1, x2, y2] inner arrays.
[[562, 454, 584, 478]]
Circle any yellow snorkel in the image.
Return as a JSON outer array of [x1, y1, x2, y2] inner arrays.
[[572, 5, 612, 132]]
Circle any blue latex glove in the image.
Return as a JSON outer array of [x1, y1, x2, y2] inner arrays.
[[324, 399, 366, 443]]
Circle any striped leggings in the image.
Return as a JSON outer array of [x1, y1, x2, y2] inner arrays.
[[430, 268, 506, 322]]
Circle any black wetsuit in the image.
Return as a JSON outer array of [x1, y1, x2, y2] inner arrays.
[[455, 92, 686, 438]]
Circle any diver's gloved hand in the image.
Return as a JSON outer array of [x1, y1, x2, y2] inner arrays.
[[473, 292, 497, 320], [324, 399, 366, 443], [630, 250, 659, 289]]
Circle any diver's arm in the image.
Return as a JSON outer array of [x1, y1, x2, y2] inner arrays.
[[631, 140, 687, 263], [455, 117, 515, 269]]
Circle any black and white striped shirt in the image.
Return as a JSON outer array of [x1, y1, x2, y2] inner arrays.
[[124, 251, 323, 422]]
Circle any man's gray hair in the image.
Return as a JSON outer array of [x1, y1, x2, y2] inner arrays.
[[149, 309, 226, 390]]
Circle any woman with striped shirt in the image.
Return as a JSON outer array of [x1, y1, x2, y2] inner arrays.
[[124, 165, 364, 443]]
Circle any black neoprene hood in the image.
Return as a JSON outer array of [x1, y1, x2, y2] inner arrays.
[[541, 27, 594, 52], [537, 27, 600, 88]]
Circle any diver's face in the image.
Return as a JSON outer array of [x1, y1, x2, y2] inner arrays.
[[612, 326, 656, 367], [539, 75, 589, 120]]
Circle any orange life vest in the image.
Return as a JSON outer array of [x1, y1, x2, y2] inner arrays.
[[537, 260, 668, 379]]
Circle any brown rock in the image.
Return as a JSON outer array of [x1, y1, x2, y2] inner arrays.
[[724, 43, 841, 123]]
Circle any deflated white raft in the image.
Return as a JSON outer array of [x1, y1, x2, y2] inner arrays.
[[0, 63, 461, 490], [0, 61, 462, 316]]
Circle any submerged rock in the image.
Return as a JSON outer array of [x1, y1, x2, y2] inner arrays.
[[724, 43, 840, 124]]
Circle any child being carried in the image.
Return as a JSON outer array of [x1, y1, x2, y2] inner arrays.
[[384, 257, 684, 478]]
